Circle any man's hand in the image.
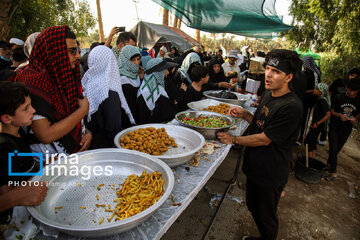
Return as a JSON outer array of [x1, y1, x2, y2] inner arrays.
[[217, 131, 234, 144], [340, 114, 349, 122], [109, 27, 121, 37], [79, 132, 92, 152], [349, 117, 357, 125], [229, 106, 247, 118], [13, 184, 48, 206]]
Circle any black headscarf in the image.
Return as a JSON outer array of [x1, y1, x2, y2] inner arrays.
[[208, 58, 228, 83]]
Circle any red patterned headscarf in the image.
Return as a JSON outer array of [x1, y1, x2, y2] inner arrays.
[[13, 25, 83, 153]]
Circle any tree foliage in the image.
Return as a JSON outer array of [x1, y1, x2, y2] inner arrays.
[[200, 34, 289, 54], [9, 0, 96, 40], [286, 0, 360, 56]]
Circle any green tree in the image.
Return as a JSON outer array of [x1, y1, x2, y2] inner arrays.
[[8, 0, 96, 40], [286, 0, 360, 56]]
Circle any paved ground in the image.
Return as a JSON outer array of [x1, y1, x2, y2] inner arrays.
[[161, 129, 360, 240]]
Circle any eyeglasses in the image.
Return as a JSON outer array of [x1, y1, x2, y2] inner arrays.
[[67, 47, 80, 56]]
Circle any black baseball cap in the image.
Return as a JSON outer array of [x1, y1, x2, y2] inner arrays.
[[0, 40, 12, 49]]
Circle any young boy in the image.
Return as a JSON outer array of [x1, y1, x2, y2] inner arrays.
[[326, 78, 360, 181], [179, 65, 209, 111], [0, 82, 48, 225]]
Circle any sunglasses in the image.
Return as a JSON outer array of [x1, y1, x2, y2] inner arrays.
[[67, 47, 81, 56]]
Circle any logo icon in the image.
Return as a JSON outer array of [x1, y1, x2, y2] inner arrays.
[[8, 150, 43, 176]]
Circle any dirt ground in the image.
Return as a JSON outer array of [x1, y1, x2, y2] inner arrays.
[[162, 129, 360, 240]]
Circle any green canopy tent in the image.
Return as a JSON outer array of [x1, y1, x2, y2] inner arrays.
[[152, 0, 292, 38]]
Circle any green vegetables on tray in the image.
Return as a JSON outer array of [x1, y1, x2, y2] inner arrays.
[[180, 116, 230, 128]]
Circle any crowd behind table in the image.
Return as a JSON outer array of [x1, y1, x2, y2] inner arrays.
[[0, 25, 359, 240]]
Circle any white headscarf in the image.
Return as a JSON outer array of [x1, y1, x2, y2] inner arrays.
[[15, 32, 40, 70], [82, 45, 135, 124], [137, 58, 169, 111]]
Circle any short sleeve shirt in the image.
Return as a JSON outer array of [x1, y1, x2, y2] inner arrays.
[[243, 91, 303, 187], [330, 93, 360, 132]]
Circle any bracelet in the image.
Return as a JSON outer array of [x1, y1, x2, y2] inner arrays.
[[232, 136, 236, 144]]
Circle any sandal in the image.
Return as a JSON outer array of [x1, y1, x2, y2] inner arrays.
[[324, 175, 337, 182]]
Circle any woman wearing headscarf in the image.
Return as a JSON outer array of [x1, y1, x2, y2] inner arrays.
[[12, 26, 90, 157], [175, 52, 202, 85], [136, 58, 178, 124], [304, 83, 330, 158], [82, 46, 134, 147], [118, 45, 141, 128], [203, 58, 233, 90]]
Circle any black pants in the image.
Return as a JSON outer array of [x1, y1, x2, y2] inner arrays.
[[246, 179, 284, 240], [304, 124, 323, 151], [327, 127, 351, 173]]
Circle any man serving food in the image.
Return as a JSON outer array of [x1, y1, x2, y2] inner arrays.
[[217, 49, 303, 240]]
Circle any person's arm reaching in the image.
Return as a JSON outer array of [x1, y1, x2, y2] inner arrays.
[[104, 27, 121, 47], [229, 106, 253, 123], [0, 184, 48, 213], [217, 131, 272, 147], [31, 97, 89, 144]]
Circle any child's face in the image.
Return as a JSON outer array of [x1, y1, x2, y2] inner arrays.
[[11, 96, 35, 127], [346, 87, 359, 99], [201, 74, 209, 84]]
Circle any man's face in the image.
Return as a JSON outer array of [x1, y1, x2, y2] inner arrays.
[[228, 57, 237, 65], [118, 39, 136, 51], [264, 65, 292, 91], [11, 96, 36, 127], [0, 46, 12, 59], [66, 38, 80, 69], [346, 87, 359, 98], [349, 73, 358, 80]]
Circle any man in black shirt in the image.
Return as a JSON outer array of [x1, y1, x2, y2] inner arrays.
[[326, 78, 360, 181], [217, 49, 303, 240], [0, 40, 12, 71]]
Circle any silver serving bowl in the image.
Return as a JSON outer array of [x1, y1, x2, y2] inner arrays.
[[187, 99, 239, 116], [203, 90, 250, 106], [27, 149, 174, 238], [175, 111, 235, 139], [114, 124, 205, 167]]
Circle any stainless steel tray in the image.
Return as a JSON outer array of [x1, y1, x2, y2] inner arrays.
[[27, 148, 174, 238], [175, 111, 235, 140], [187, 99, 239, 115], [203, 90, 250, 106], [114, 124, 205, 167]]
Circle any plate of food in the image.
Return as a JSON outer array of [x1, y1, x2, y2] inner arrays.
[[175, 111, 235, 139], [187, 99, 240, 115], [27, 148, 174, 238], [114, 124, 205, 167], [203, 90, 250, 106]]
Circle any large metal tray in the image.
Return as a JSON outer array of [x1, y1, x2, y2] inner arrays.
[[175, 111, 235, 140], [187, 99, 239, 115], [114, 124, 205, 167], [27, 148, 174, 238], [203, 90, 250, 106]]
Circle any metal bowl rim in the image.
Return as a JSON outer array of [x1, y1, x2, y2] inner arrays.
[[203, 90, 250, 101], [26, 148, 175, 232], [113, 123, 205, 159], [175, 110, 235, 130]]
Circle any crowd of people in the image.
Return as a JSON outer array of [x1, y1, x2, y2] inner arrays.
[[0, 25, 359, 240]]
